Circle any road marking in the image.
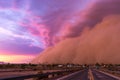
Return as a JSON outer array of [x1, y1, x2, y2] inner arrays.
[[88, 69, 94, 80]]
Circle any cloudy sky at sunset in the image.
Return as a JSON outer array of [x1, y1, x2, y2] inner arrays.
[[0, 0, 120, 63]]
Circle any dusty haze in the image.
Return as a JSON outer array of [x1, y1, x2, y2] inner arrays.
[[32, 15, 120, 64]]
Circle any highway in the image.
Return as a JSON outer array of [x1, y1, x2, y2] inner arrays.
[[57, 69, 89, 80], [0, 69, 119, 80], [92, 69, 119, 80], [57, 69, 120, 80]]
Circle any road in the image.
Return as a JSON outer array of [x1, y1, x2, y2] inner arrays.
[[0, 69, 119, 80], [57, 69, 120, 80], [92, 69, 119, 80], [57, 69, 89, 80]]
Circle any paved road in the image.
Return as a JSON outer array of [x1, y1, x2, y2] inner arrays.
[[57, 69, 120, 80], [0, 69, 119, 80], [57, 69, 89, 80], [92, 69, 119, 80]]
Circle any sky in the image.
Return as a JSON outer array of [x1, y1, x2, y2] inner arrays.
[[0, 0, 120, 63]]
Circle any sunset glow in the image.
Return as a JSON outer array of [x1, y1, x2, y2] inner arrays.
[[0, 54, 35, 63]]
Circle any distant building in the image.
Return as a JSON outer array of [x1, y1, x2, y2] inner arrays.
[[58, 64, 63, 67]]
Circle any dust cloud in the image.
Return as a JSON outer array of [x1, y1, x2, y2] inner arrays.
[[32, 15, 120, 64]]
